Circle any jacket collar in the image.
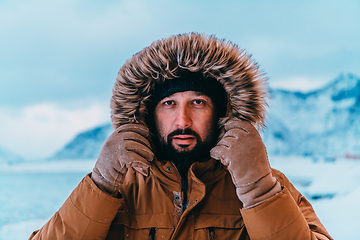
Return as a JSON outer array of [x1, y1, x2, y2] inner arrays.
[[152, 157, 227, 189]]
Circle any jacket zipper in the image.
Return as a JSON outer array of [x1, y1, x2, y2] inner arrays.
[[148, 227, 156, 240], [208, 227, 215, 240], [181, 178, 188, 211]]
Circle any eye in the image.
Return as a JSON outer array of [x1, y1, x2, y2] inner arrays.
[[192, 99, 205, 106], [163, 100, 175, 106], [191, 99, 207, 108]]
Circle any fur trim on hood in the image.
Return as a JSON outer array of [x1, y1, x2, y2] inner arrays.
[[110, 33, 267, 131]]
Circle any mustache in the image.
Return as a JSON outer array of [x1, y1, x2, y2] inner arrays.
[[168, 128, 201, 140]]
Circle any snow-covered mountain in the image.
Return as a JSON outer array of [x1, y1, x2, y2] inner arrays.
[[0, 145, 23, 164], [263, 73, 360, 158], [51, 73, 360, 160], [51, 123, 113, 160]]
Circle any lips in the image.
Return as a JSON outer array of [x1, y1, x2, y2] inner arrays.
[[172, 134, 196, 145]]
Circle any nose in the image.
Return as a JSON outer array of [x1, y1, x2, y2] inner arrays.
[[175, 105, 192, 128]]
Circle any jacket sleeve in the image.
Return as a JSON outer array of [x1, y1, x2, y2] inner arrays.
[[240, 169, 333, 240], [28, 174, 123, 240]]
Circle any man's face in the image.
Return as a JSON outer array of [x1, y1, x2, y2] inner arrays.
[[154, 91, 216, 155]]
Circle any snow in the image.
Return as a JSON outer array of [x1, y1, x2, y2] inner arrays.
[[1, 157, 359, 239], [271, 156, 360, 239]]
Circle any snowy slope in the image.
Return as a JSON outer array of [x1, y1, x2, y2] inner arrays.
[[263, 73, 360, 158], [50, 123, 113, 160], [0, 146, 23, 165]]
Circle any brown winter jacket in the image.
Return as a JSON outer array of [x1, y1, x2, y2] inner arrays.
[[30, 33, 332, 239], [29, 159, 331, 239]]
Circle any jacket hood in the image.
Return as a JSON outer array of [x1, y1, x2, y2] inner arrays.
[[110, 33, 267, 131]]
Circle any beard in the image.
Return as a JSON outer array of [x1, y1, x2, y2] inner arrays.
[[154, 128, 217, 178]]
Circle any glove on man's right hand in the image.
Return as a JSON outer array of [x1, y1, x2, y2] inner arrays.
[[91, 124, 154, 197]]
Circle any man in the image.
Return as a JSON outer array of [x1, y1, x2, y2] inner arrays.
[[29, 33, 332, 239]]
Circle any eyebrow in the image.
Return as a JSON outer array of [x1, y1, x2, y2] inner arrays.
[[193, 92, 207, 97]]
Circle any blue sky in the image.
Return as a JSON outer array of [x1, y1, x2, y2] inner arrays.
[[1, 0, 360, 159]]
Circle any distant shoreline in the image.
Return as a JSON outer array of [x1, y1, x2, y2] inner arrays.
[[0, 159, 96, 173]]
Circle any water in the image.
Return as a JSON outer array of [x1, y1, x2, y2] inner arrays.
[[0, 172, 87, 229]]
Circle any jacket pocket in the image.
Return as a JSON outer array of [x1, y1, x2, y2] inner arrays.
[[194, 213, 247, 240], [107, 211, 174, 240]]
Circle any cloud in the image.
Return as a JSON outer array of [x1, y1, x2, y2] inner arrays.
[[0, 101, 110, 159], [269, 76, 331, 92]]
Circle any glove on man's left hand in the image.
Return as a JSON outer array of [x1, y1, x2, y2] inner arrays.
[[210, 119, 281, 208]]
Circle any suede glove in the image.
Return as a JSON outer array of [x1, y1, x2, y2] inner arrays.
[[210, 119, 281, 208], [92, 123, 154, 197]]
